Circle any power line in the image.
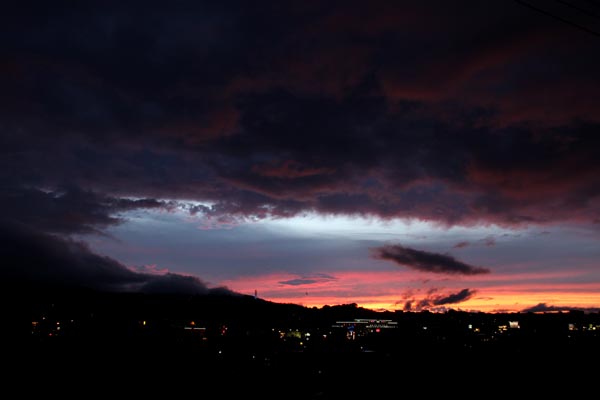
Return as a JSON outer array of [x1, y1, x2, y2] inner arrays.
[[515, 0, 600, 37]]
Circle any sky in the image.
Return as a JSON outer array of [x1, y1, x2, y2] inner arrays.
[[2, 0, 600, 313]]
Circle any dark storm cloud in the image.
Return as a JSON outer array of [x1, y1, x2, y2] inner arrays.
[[2, 0, 600, 230], [0, 185, 172, 234], [401, 288, 476, 311], [433, 288, 476, 305], [0, 221, 230, 295], [372, 244, 490, 275]]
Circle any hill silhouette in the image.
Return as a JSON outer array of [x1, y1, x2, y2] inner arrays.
[[4, 285, 599, 398]]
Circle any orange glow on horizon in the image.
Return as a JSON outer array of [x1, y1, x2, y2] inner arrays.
[[220, 269, 600, 313]]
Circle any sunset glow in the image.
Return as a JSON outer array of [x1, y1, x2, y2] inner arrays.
[[221, 268, 600, 313]]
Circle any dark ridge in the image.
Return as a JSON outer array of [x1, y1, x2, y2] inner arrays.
[[4, 288, 598, 397]]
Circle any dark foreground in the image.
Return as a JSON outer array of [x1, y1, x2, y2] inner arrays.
[[5, 291, 600, 397], [10, 335, 599, 398]]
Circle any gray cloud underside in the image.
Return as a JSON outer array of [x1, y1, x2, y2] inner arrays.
[[1, 0, 600, 230], [0, 221, 234, 295], [372, 244, 490, 275]]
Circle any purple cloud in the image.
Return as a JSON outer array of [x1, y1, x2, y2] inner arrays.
[[0, 1, 599, 231]]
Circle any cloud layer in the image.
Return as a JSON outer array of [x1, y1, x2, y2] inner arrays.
[[1, 0, 599, 230], [521, 302, 600, 313], [2, 186, 172, 234], [0, 222, 231, 295], [279, 273, 337, 286], [403, 288, 477, 311], [372, 244, 490, 275]]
